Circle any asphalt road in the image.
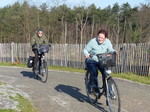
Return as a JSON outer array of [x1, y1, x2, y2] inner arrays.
[[0, 66, 150, 112]]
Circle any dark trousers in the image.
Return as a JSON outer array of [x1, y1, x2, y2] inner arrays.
[[32, 49, 38, 69], [86, 59, 105, 88]]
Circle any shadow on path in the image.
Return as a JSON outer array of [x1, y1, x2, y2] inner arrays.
[[20, 71, 36, 79], [55, 84, 108, 112]]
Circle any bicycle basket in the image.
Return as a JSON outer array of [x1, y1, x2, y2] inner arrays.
[[97, 52, 116, 67], [39, 45, 50, 53], [27, 56, 34, 68]]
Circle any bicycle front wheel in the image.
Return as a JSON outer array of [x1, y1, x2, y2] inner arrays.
[[40, 61, 48, 83], [85, 71, 98, 104], [106, 78, 121, 112]]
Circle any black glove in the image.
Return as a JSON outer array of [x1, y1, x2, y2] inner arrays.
[[32, 44, 40, 49]]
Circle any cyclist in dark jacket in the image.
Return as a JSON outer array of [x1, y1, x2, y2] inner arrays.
[[30, 29, 48, 71]]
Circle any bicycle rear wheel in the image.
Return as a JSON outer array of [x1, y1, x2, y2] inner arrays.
[[106, 78, 121, 112], [85, 71, 98, 104], [39, 61, 48, 83]]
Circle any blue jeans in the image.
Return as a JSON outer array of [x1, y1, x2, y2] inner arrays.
[[86, 59, 105, 88]]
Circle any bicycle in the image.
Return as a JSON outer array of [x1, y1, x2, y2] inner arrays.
[[84, 52, 121, 112], [33, 44, 50, 83]]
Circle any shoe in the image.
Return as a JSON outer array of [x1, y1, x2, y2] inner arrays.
[[88, 84, 96, 94], [95, 88, 100, 98], [39, 73, 44, 76], [32, 66, 37, 71], [32, 69, 35, 74]]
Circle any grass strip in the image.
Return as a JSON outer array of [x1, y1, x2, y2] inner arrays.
[[0, 109, 18, 112], [0, 81, 6, 85], [112, 73, 150, 85]]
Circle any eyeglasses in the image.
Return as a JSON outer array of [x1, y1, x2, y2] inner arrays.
[[38, 33, 43, 34], [98, 36, 105, 39]]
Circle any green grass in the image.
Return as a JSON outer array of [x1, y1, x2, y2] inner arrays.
[[0, 62, 150, 85], [48, 66, 84, 73], [112, 73, 150, 85], [9, 94, 39, 112], [0, 109, 18, 112], [0, 81, 6, 85], [0, 62, 26, 68]]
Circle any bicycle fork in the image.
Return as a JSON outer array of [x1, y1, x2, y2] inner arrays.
[[105, 76, 114, 112], [104, 69, 111, 105]]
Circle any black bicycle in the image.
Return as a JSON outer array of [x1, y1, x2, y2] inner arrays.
[[85, 52, 121, 112], [33, 44, 50, 83]]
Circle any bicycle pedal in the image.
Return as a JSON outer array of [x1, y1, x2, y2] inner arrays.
[[39, 74, 44, 76], [110, 94, 116, 99], [95, 92, 100, 98], [106, 100, 109, 106], [34, 75, 38, 79], [88, 89, 93, 94]]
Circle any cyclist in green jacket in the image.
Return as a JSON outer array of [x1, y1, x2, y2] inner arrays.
[[30, 29, 48, 71]]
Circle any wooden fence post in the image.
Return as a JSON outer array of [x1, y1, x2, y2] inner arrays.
[[64, 44, 68, 67], [11, 42, 14, 63], [148, 54, 150, 76], [148, 48, 150, 77]]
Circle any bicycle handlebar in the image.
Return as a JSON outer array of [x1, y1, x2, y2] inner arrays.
[[89, 51, 117, 58], [87, 51, 117, 67], [38, 44, 51, 54]]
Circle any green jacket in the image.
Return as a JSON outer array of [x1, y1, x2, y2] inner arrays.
[[83, 37, 115, 62], [30, 33, 48, 46]]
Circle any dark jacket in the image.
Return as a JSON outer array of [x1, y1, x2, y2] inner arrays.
[[30, 33, 48, 46]]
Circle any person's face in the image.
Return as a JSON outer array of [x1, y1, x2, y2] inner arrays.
[[98, 33, 106, 44], [38, 31, 43, 37]]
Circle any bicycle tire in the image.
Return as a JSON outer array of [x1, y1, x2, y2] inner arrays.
[[40, 61, 48, 83], [106, 77, 121, 112], [85, 71, 98, 104]]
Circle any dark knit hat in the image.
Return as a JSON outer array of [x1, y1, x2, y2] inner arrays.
[[37, 28, 43, 33]]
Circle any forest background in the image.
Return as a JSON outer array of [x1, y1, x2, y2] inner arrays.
[[0, 0, 150, 44]]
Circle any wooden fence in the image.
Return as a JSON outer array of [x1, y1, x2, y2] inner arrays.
[[0, 43, 150, 76]]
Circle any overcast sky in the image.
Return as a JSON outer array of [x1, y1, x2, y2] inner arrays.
[[0, 0, 149, 8]]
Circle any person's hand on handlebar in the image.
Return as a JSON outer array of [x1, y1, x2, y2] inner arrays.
[[85, 54, 90, 58], [32, 44, 40, 49], [48, 44, 51, 47]]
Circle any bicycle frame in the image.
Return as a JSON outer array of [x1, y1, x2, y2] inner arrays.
[[37, 52, 45, 75]]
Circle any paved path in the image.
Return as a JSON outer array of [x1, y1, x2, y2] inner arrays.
[[0, 66, 150, 112]]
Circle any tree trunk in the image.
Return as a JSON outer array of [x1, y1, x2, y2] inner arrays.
[[91, 15, 95, 39], [64, 21, 67, 43], [123, 17, 127, 43], [75, 17, 79, 44]]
